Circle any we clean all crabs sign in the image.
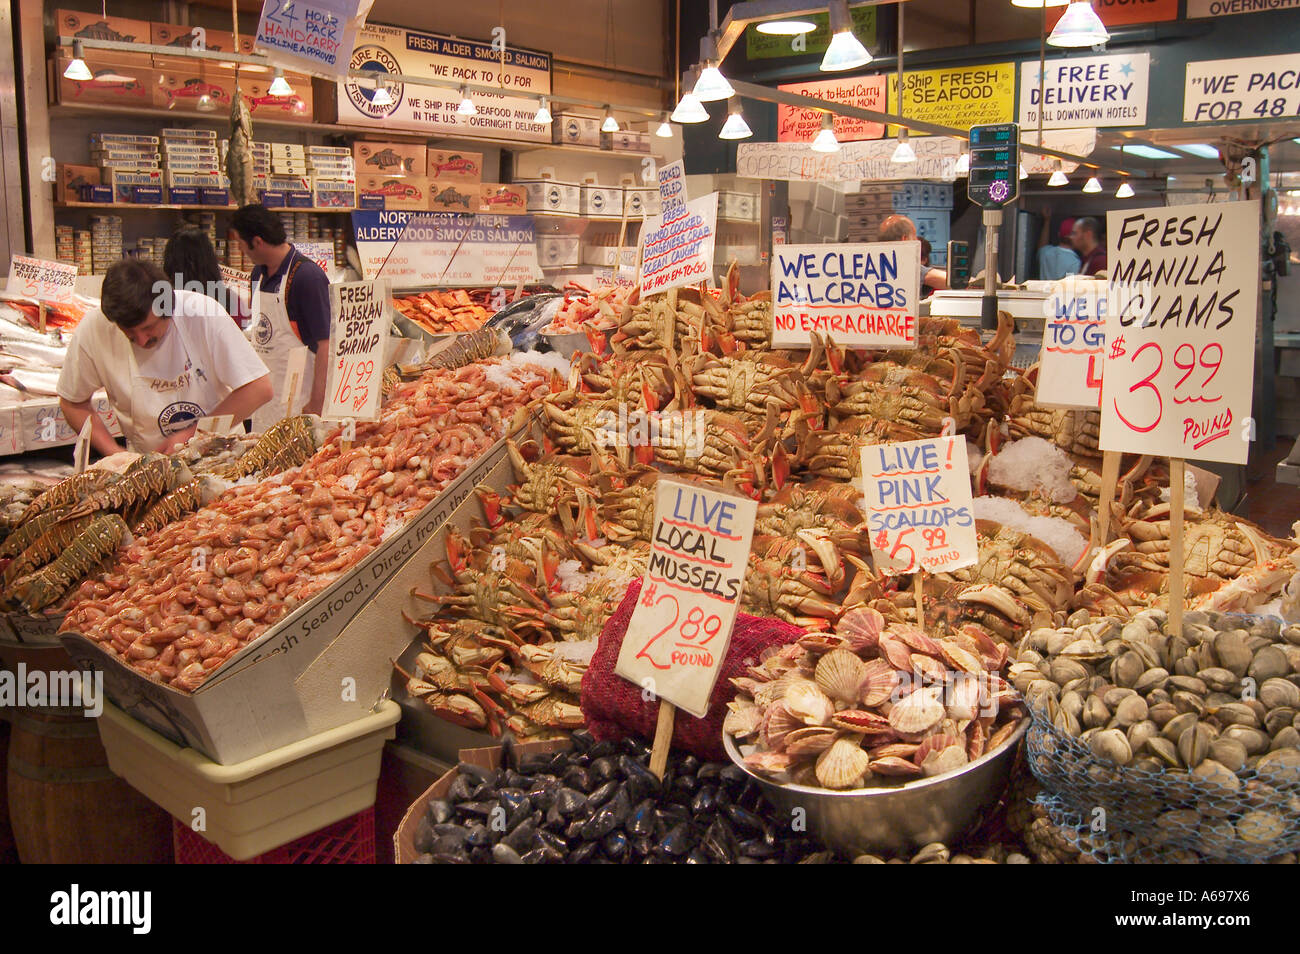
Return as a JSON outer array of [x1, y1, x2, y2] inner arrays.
[[771, 242, 920, 349], [615, 478, 757, 718]]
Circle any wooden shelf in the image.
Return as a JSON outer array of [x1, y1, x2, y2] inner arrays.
[[531, 211, 643, 223], [55, 202, 355, 213]]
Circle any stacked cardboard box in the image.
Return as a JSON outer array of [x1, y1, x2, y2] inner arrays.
[[90, 214, 123, 274], [90, 135, 160, 174]]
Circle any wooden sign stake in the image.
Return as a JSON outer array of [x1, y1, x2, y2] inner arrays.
[[1168, 457, 1186, 634], [38, 303, 47, 335], [1096, 450, 1121, 546], [649, 699, 676, 780], [283, 368, 302, 422]]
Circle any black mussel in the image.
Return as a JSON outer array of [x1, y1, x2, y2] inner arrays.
[[536, 829, 568, 854], [684, 849, 710, 864], [469, 845, 493, 864], [642, 853, 670, 864], [491, 843, 524, 864], [671, 773, 699, 799], [719, 764, 747, 785], [630, 834, 655, 859], [622, 736, 650, 759], [589, 740, 619, 759], [464, 824, 491, 848], [570, 729, 595, 753], [457, 761, 495, 784], [545, 803, 566, 831], [430, 851, 469, 863], [689, 785, 717, 816], [568, 841, 601, 864], [503, 820, 540, 854], [520, 844, 565, 864], [516, 753, 553, 775], [565, 818, 587, 840], [676, 754, 701, 776], [505, 802, 532, 832], [737, 856, 762, 864], [431, 832, 468, 855], [426, 799, 453, 825], [504, 770, 532, 790], [625, 797, 657, 837], [619, 756, 662, 800], [454, 799, 494, 818], [725, 803, 766, 834], [413, 818, 435, 854], [702, 818, 737, 864], [547, 752, 571, 773], [563, 765, 593, 792], [602, 830, 630, 860], [739, 837, 776, 859], [447, 774, 476, 803], [527, 781, 557, 812], [555, 787, 588, 816], [497, 788, 529, 812], [586, 780, 618, 808], [590, 756, 618, 782], [657, 803, 690, 825], [696, 763, 722, 783], [413, 853, 434, 864], [581, 788, 630, 841], [660, 822, 694, 856]]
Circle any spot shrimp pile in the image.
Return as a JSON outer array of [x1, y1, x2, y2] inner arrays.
[[60, 355, 558, 693]]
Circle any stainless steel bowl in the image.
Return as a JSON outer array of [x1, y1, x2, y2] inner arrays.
[[723, 719, 1028, 856]]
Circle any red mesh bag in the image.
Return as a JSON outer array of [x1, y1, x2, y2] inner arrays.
[[580, 577, 805, 762]]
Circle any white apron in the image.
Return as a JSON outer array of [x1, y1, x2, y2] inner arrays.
[[125, 310, 225, 452], [247, 250, 314, 432]]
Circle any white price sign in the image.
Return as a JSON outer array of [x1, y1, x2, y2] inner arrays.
[[1019, 53, 1150, 130], [296, 241, 337, 276], [640, 193, 718, 297], [771, 242, 920, 349], [861, 436, 977, 576], [657, 159, 686, 216], [1184, 53, 1300, 124], [614, 478, 757, 718], [322, 279, 391, 422], [1037, 276, 1108, 410], [1099, 202, 1259, 465], [7, 255, 77, 304]]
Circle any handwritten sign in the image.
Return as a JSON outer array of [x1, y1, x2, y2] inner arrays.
[[640, 193, 718, 296], [861, 436, 977, 576], [1020, 53, 1150, 129], [777, 75, 886, 143], [6, 255, 77, 304], [322, 279, 391, 422], [771, 242, 919, 349], [889, 63, 1015, 134], [614, 478, 757, 718], [1184, 52, 1300, 124], [737, 138, 962, 183], [657, 159, 686, 217], [296, 241, 337, 276], [1038, 276, 1108, 410], [255, 0, 369, 81], [1100, 201, 1259, 465], [354, 211, 540, 285]]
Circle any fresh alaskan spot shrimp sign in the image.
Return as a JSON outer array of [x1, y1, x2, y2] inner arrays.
[[771, 242, 920, 349], [640, 193, 718, 297], [861, 436, 977, 576], [323, 279, 391, 422], [1099, 201, 1259, 466], [1037, 276, 1108, 410], [615, 478, 757, 719]]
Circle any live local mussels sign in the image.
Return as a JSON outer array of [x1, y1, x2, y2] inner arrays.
[[352, 211, 540, 286]]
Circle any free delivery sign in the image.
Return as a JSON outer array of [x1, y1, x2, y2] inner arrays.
[[770, 242, 920, 349]]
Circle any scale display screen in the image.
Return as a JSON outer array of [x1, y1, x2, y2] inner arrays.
[[966, 122, 1019, 209]]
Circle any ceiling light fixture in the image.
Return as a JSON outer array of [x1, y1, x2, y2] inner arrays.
[[756, 18, 817, 34], [811, 113, 840, 153], [671, 91, 709, 124], [269, 68, 294, 97], [601, 106, 619, 133], [1115, 180, 1135, 198], [718, 98, 752, 140], [656, 112, 673, 137], [457, 87, 477, 116], [371, 78, 394, 107], [1019, 163, 1028, 180], [64, 40, 92, 81], [1048, 163, 1069, 186], [1048, 1, 1110, 47], [954, 150, 970, 175], [534, 97, 552, 124], [891, 128, 916, 164], [1083, 176, 1103, 193], [693, 32, 734, 102], [821, 0, 872, 72]]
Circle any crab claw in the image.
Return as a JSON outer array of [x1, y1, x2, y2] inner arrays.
[[1085, 538, 1131, 585], [771, 443, 791, 491], [476, 485, 505, 528], [583, 325, 607, 355]]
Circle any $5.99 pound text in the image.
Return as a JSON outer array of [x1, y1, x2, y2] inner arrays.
[[873, 526, 960, 573]]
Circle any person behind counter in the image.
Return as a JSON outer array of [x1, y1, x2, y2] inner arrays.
[[163, 226, 247, 325], [56, 259, 273, 455], [1071, 217, 1107, 276], [880, 214, 948, 292], [1037, 218, 1082, 281], [229, 204, 332, 430]]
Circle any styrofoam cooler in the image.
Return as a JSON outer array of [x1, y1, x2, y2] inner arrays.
[[96, 699, 400, 861], [580, 184, 622, 217], [518, 179, 582, 214]]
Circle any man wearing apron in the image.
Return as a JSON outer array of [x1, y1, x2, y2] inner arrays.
[[230, 204, 333, 432], [57, 260, 273, 455]]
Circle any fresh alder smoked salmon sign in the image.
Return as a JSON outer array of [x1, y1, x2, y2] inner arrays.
[[615, 478, 757, 718], [771, 242, 920, 348], [1099, 201, 1259, 466], [861, 435, 977, 576]]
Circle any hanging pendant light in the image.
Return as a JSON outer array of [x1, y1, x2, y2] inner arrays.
[[534, 97, 552, 124], [601, 106, 619, 133], [693, 32, 734, 102], [1048, 2, 1110, 47], [64, 40, 93, 81], [756, 18, 817, 34], [1115, 180, 1135, 198], [371, 76, 394, 107], [891, 129, 916, 163], [1082, 176, 1103, 193], [671, 91, 709, 124], [457, 87, 477, 116], [954, 150, 970, 175], [655, 112, 673, 137], [718, 98, 752, 140], [811, 113, 840, 153], [1019, 163, 1028, 180], [1047, 163, 1069, 187], [821, 0, 872, 72], [269, 68, 294, 97]]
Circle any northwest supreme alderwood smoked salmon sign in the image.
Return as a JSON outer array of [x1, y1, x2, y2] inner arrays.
[[771, 242, 920, 348], [615, 478, 757, 718], [861, 436, 977, 576], [1099, 201, 1258, 465]]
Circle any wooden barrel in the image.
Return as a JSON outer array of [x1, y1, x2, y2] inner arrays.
[[8, 707, 173, 863]]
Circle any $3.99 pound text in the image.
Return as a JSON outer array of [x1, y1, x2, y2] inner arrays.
[[334, 358, 375, 413], [1109, 337, 1229, 448], [875, 527, 960, 573], [634, 583, 722, 669]]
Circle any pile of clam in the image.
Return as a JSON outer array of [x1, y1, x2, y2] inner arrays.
[[726, 607, 1025, 791], [1013, 608, 1300, 860]]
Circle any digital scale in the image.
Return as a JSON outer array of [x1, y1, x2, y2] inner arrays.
[[966, 122, 1020, 329]]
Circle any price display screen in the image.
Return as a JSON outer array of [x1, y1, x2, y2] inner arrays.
[[967, 122, 1019, 209]]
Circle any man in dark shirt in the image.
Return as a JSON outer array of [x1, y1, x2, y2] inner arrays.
[[1071, 217, 1107, 276], [229, 204, 332, 414]]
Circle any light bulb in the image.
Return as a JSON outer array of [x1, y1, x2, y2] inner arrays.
[[457, 87, 477, 116], [811, 114, 840, 153], [1083, 176, 1103, 193], [64, 40, 92, 81], [821, 0, 872, 71], [954, 151, 970, 175], [1049, 1, 1110, 47], [1116, 181, 1135, 198], [371, 81, 393, 107], [656, 113, 673, 137], [719, 101, 752, 140], [269, 69, 294, 97], [756, 19, 817, 34], [693, 64, 734, 102], [671, 92, 709, 124], [601, 107, 619, 133], [534, 98, 552, 124], [891, 130, 916, 164], [1048, 168, 1069, 187]]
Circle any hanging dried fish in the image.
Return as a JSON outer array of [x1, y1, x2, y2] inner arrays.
[[227, 88, 256, 207]]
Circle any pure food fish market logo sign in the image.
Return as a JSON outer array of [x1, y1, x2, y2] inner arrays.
[[346, 45, 403, 118]]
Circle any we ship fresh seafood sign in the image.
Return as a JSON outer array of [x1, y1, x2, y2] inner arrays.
[[640, 193, 718, 296], [616, 479, 756, 718], [771, 242, 920, 348]]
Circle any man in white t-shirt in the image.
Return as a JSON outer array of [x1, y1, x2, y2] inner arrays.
[[58, 259, 273, 455]]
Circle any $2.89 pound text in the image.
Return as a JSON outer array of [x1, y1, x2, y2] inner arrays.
[[634, 584, 722, 670]]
